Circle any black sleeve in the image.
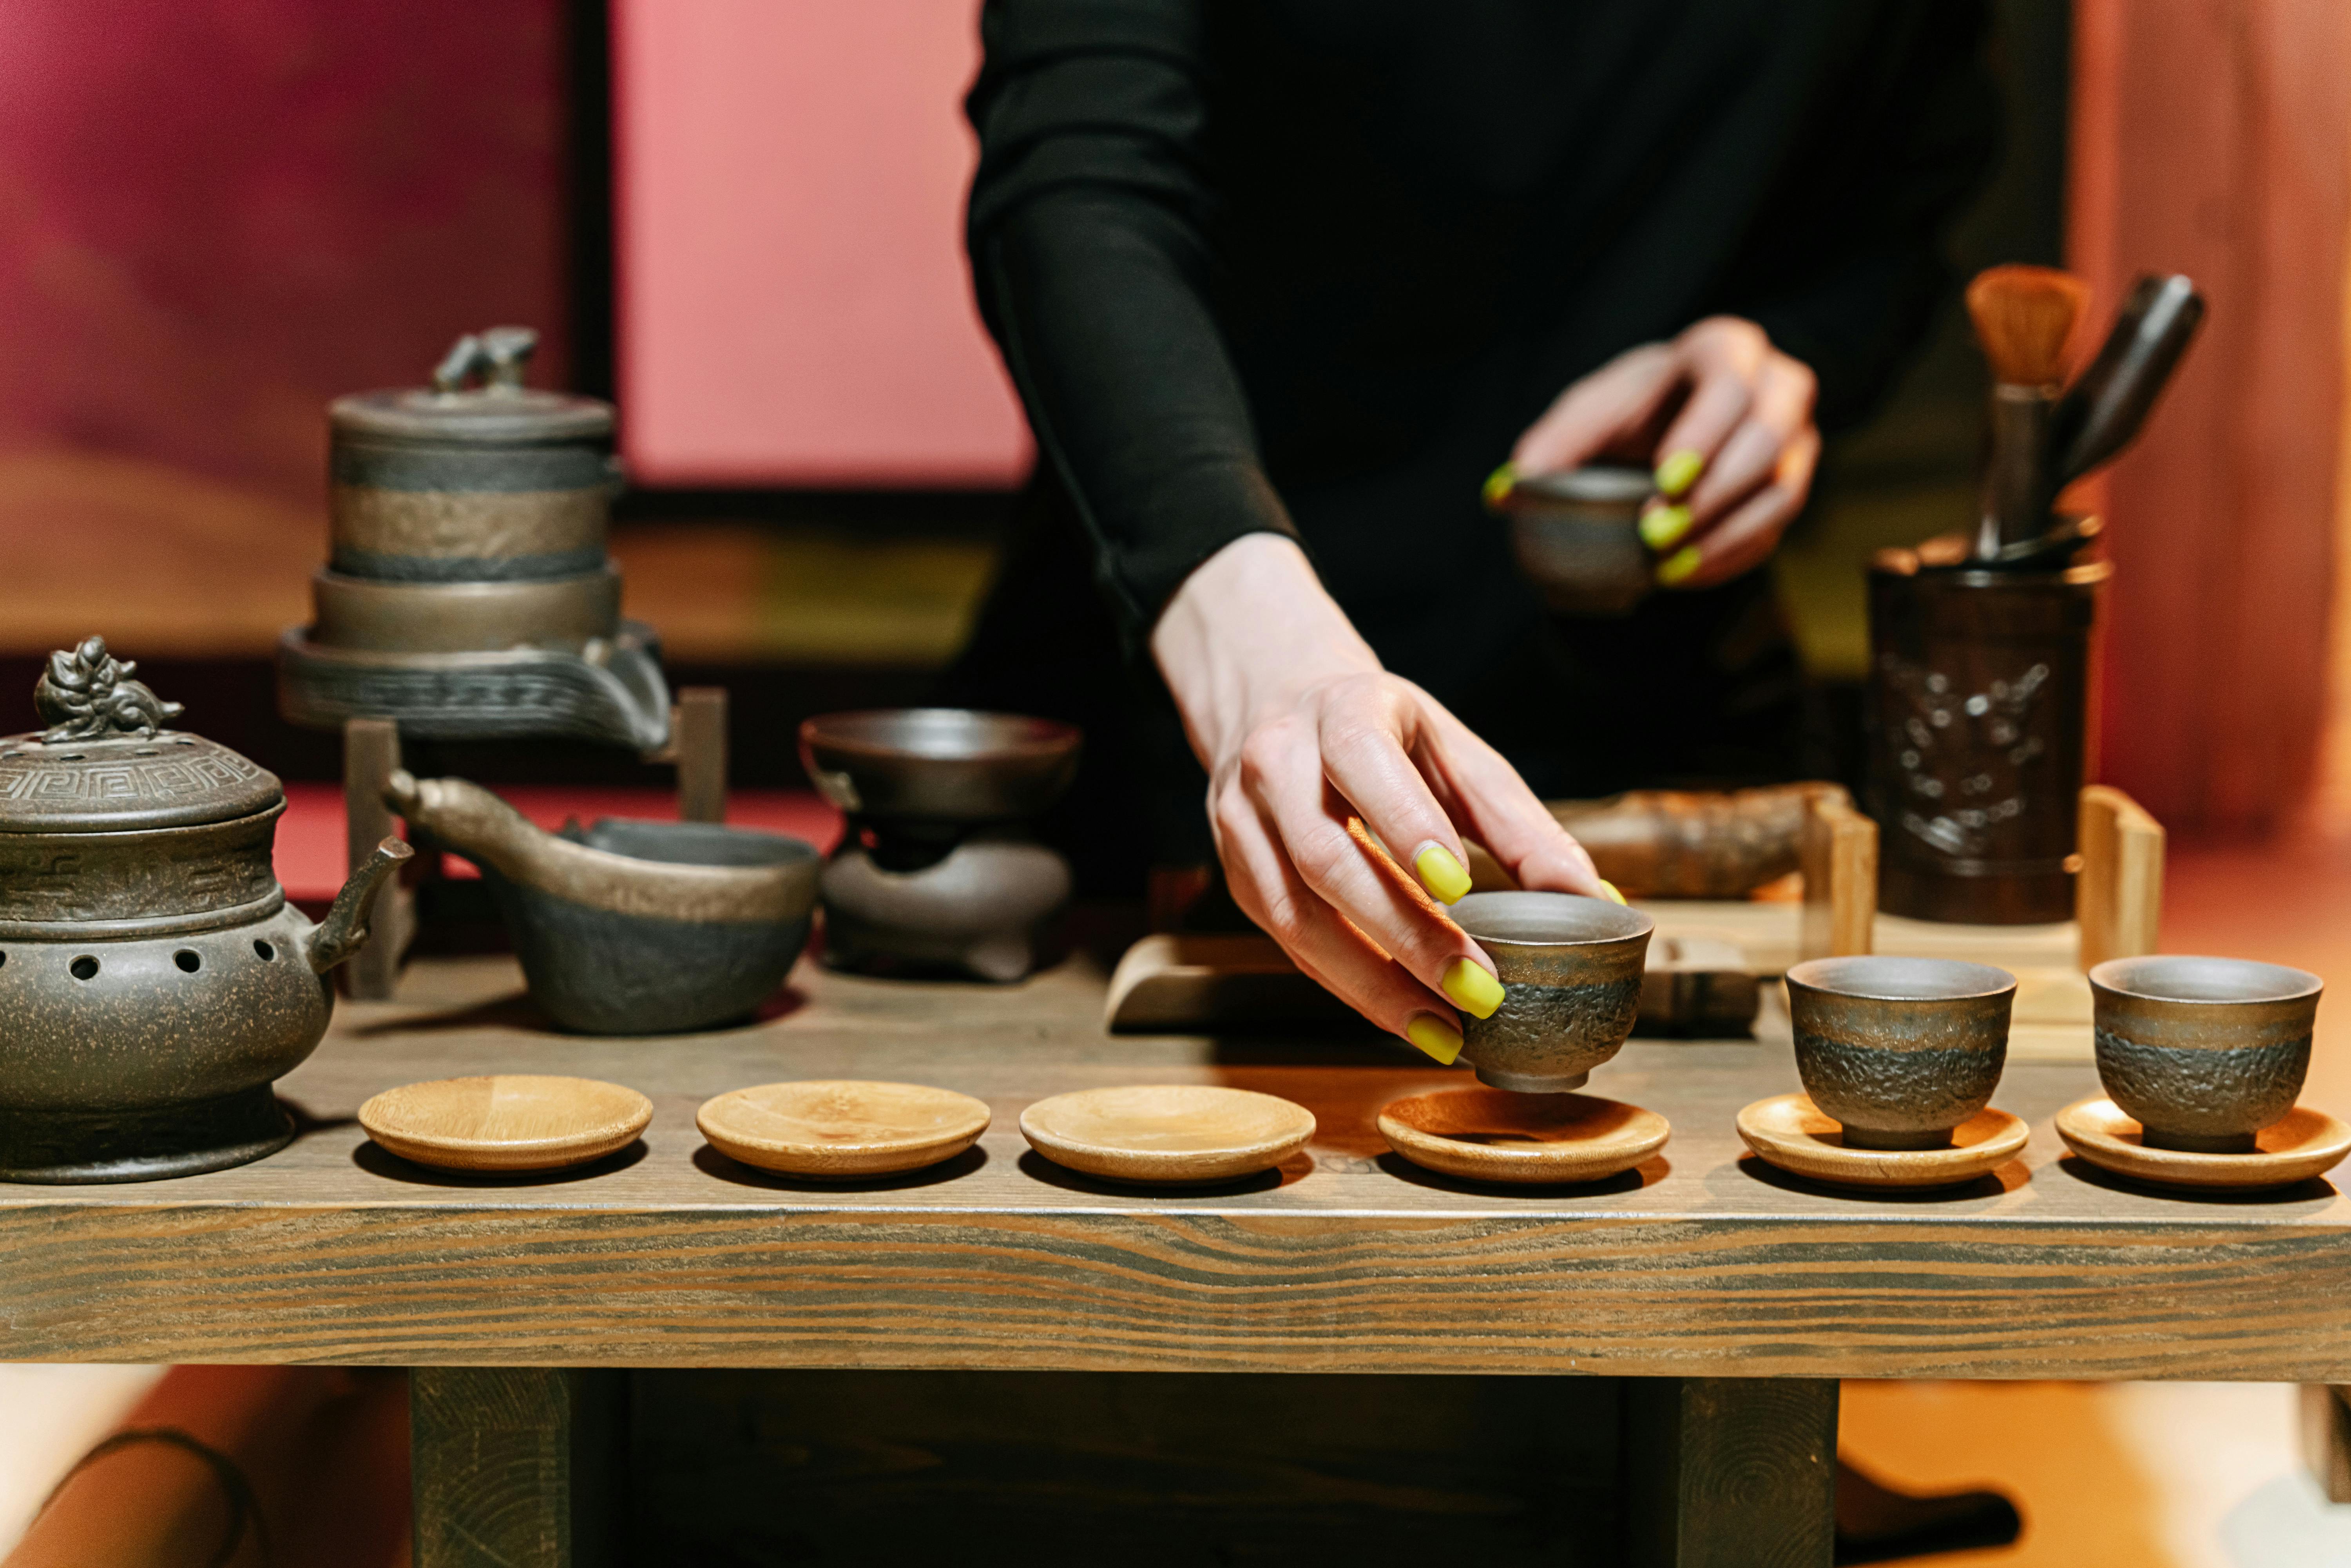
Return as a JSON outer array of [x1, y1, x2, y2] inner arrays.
[[965, 0, 1298, 644], [1730, 2, 2002, 432]]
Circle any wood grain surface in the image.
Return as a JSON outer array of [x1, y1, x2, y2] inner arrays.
[[1, 951, 2347, 1377]]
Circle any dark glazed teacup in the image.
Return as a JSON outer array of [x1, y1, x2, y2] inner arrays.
[[2088, 955, 2321, 1153], [1449, 893, 1654, 1094], [1784, 957, 2016, 1150]]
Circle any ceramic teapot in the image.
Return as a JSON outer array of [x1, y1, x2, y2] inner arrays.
[[0, 638, 409, 1183]]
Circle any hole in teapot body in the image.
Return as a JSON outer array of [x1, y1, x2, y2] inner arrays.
[[69, 956, 98, 981], [174, 950, 202, 973], [253, 940, 276, 961]]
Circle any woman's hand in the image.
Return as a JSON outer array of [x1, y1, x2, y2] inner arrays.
[[1151, 534, 1611, 1063], [1507, 316, 1820, 590]]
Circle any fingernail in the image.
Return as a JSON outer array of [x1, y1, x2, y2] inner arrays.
[[1415, 844, 1472, 904], [1655, 448, 1705, 498], [1598, 878, 1628, 905], [1441, 956, 1505, 1020], [1638, 502, 1692, 551], [1482, 462, 1517, 510], [1655, 545, 1702, 586], [1405, 1014, 1463, 1065]]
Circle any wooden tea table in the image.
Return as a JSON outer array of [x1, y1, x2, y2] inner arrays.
[[2, 950, 2345, 1566]]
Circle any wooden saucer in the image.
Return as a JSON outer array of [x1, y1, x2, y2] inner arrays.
[[697, 1081, 991, 1178], [1378, 1088, 1668, 1185], [1736, 1093, 2028, 1188], [2054, 1097, 2351, 1190], [1019, 1085, 1315, 1184], [359, 1075, 652, 1173]]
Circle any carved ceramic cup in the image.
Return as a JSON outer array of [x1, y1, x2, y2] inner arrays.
[[2088, 956, 2321, 1153], [1449, 893, 1654, 1093], [1784, 957, 2016, 1150]]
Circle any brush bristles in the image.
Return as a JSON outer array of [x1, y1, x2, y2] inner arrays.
[[1968, 264, 2089, 387]]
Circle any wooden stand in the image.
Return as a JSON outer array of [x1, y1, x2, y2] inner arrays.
[[1798, 792, 1877, 961], [648, 687, 729, 826], [2076, 783, 2165, 970], [339, 688, 731, 1001]]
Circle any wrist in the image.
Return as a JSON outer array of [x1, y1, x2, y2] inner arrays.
[[1150, 533, 1379, 764]]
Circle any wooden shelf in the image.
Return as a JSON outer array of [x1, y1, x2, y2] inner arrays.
[[0, 949, 2344, 1379]]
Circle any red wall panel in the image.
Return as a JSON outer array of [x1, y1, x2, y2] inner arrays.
[[0, 0, 567, 514], [612, 0, 1032, 489]]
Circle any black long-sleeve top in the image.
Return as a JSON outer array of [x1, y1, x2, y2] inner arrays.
[[964, 0, 1996, 699]]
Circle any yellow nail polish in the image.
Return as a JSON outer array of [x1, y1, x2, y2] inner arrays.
[[1482, 462, 1518, 510], [1415, 844, 1472, 905], [1406, 1014, 1463, 1065], [1655, 448, 1705, 498], [1598, 878, 1628, 905], [1656, 545, 1703, 586], [1638, 502, 1692, 551], [1442, 957, 1505, 1020]]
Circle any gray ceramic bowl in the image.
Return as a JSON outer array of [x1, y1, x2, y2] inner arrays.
[[1449, 892, 1654, 1093], [489, 818, 819, 1036], [797, 709, 1081, 825], [1784, 956, 2016, 1150], [2088, 955, 2321, 1152]]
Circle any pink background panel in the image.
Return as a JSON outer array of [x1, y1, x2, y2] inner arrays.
[[614, 0, 1033, 489]]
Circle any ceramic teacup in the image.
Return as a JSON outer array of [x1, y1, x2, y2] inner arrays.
[[1448, 892, 1654, 1093], [1783, 956, 2016, 1150], [2088, 955, 2321, 1153]]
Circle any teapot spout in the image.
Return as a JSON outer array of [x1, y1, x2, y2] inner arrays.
[[305, 837, 415, 974]]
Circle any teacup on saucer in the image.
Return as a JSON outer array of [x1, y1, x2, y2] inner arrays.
[[1449, 893, 1654, 1094], [1783, 956, 2016, 1150], [2088, 955, 2322, 1153]]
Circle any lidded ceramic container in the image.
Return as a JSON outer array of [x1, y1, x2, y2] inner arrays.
[[0, 638, 409, 1184], [277, 328, 671, 750], [327, 326, 618, 588]]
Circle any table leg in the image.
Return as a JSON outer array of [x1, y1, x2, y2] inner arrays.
[[2301, 1384, 2351, 1503], [1625, 1376, 1838, 1568], [410, 1367, 627, 1568]]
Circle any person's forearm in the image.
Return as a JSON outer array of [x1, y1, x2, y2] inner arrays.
[[1149, 534, 1378, 769]]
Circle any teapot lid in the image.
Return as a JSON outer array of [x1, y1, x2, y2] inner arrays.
[[0, 639, 282, 833], [329, 326, 614, 446]]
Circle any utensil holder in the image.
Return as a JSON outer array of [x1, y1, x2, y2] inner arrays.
[[1864, 551, 2108, 924]]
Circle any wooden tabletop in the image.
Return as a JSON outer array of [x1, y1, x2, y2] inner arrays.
[[2, 948, 2345, 1380]]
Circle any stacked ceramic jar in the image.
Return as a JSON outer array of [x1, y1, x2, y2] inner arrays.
[[277, 327, 671, 751]]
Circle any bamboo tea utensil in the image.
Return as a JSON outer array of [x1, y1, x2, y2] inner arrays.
[[359, 1075, 652, 1173], [1967, 264, 2088, 557]]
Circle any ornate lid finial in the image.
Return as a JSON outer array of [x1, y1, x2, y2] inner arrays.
[[34, 636, 184, 742]]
